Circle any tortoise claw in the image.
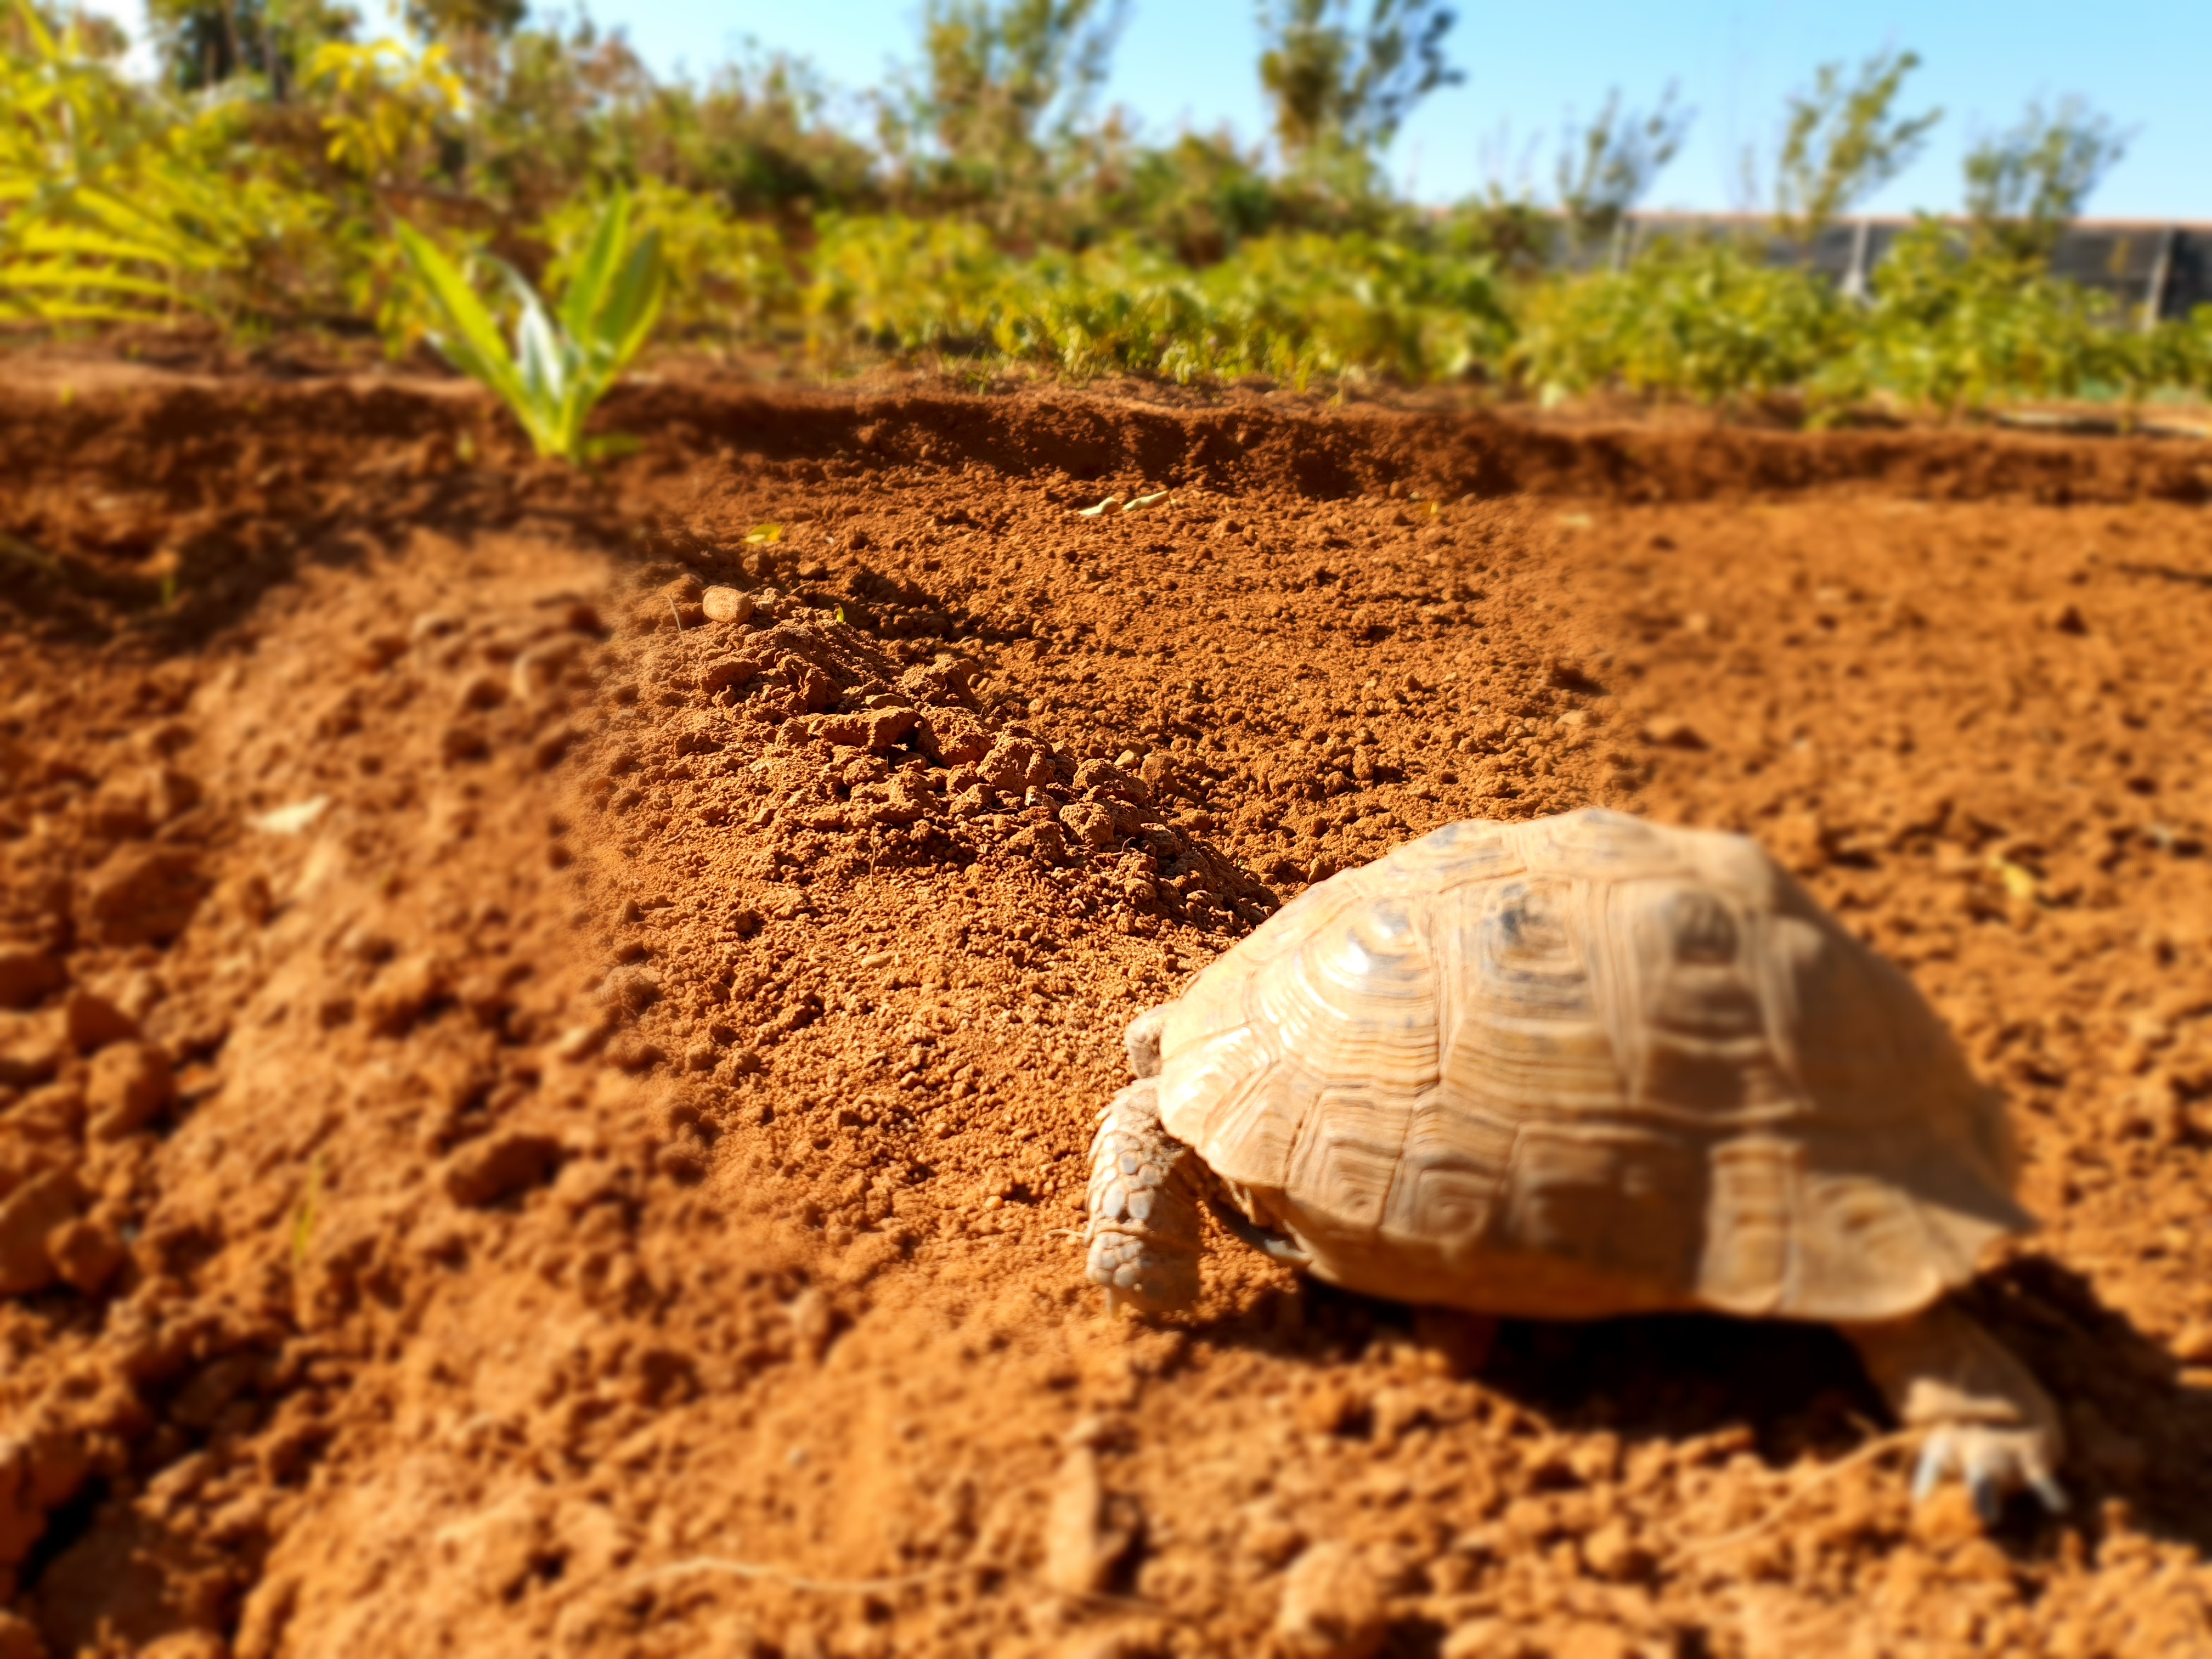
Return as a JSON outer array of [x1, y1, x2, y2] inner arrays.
[[1915, 1425, 2068, 1520], [1912, 1432, 1955, 1505]]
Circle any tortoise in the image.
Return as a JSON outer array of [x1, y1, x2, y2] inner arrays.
[[1086, 808, 2065, 1518]]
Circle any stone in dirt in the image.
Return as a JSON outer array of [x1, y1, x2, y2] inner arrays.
[[61, 987, 137, 1051], [1043, 1443, 1124, 1596], [44, 1216, 125, 1296], [0, 1014, 63, 1090], [1274, 1542, 1387, 1659], [80, 844, 208, 946], [84, 1042, 176, 1140], [443, 1130, 564, 1207], [0, 1170, 82, 1297], [0, 946, 61, 1012], [701, 586, 755, 625]]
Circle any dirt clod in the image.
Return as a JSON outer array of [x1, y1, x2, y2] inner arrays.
[[0, 949, 61, 1012], [442, 1129, 563, 1207], [0, 1170, 80, 1296], [1274, 1542, 1387, 1659], [83, 1041, 174, 1139]]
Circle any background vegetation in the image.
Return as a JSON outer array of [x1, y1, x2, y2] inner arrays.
[[4, 0, 2208, 423]]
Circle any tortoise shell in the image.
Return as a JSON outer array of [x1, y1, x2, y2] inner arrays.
[[1156, 809, 2029, 1323]]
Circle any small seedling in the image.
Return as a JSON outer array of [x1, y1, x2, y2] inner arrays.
[[745, 523, 786, 544], [394, 191, 664, 463]]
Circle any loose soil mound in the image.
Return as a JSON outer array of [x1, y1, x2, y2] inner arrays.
[[1, 368, 2209, 1658]]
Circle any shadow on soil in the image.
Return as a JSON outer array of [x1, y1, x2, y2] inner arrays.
[[1194, 1253, 2212, 1559]]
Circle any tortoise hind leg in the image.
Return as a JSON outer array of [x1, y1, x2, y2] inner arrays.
[[1086, 1077, 1204, 1314], [1842, 1299, 2067, 1522]]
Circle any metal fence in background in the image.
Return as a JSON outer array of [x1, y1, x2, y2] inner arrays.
[[1584, 216, 2210, 326]]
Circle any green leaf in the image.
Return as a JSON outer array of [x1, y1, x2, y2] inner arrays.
[[593, 229, 666, 374], [392, 192, 663, 464], [558, 188, 630, 346], [394, 223, 533, 436]]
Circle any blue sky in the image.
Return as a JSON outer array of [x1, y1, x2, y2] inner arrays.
[[88, 0, 2211, 219]]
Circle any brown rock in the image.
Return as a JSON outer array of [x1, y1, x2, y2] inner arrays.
[[701, 586, 755, 625], [84, 1042, 176, 1139], [701, 656, 761, 696], [1060, 801, 1116, 852], [46, 1215, 124, 1295], [980, 736, 1052, 793], [9, 1082, 84, 1140], [0, 1608, 43, 1659], [898, 659, 977, 707], [362, 956, 449, 1036], [61, 987, 138, 1052], [0, 1014, 63, 1090], [0, 1169, 82, 1296], [443, 1130, 563, 1207], [1007, 821, 1073, 866], [806, 707, 918, 752], [80, 845, 208, 946], [1043, 1443, 1115, 1595], [1643, 714, 1705, 750], [1579, 1518, 1652, 1582], [1274, 1542, 1386, 1659], [1297, 1381, 1370, 1436], [0, 1454, 41, 1568], [0, 946, 62, 1011], [915, 709, 990, 768]]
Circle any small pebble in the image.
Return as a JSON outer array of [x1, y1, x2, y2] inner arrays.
[[1274, 1541, 1386, 1659], [702, 586, 755, 625], [1643, 714, 1703, 749]]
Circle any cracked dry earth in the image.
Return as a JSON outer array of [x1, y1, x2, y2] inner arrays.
[[1, 365, 2210, 1659]]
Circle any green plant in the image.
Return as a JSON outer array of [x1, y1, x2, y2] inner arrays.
[[800, 212, 1507, 387], [396, 189, 664, 460], [540, 176, 791, 338], [1514, 235, 1846, 407], [1, 0, 314, 324]]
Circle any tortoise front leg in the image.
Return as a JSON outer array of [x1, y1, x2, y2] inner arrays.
[[1085, 1077, 1204, 1314], [1842, 1300, 2067, 1522]]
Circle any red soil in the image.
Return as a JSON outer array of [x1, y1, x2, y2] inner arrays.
[[1, 362, 2208, 1658]]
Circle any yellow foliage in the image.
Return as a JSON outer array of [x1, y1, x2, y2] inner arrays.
[[0, 0, 321, 325], [306, 38, 465, 183]]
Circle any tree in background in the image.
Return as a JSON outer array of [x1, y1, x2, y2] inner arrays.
[[892, 0, 1127, 229], [1555, 84, 1692, 251], [147, 0, 357, 96], [406, 0, 523, 41], [1256, 0, 1461, 172], [1964, 98, 2127, 260], [1769, 49, 1940, 240]]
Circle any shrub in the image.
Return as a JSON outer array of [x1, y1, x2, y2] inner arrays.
[[801, 214, 1509, 387], [1514, 236, 1846, 407], [1851, 218, 2115, 410], [541, 176, 791, 339], [1, 1, 328, 325]]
